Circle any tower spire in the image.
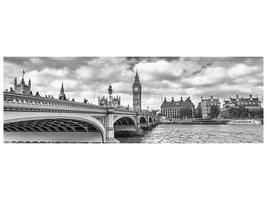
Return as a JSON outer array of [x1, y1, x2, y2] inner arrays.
[[59, 82, 66, 100], [135, 69, 139, 82], [61, 82, 64, 92], [22, 69, 25, 80]]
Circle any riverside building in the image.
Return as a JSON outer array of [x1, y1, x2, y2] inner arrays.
[[160, 97, 195, 119], [198, 96, 221, 118], [223, 95, 262, 111], [98, 95, 121, 107]]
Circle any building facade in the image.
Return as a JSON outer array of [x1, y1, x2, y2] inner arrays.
[[98, 95, 121, 107], [199, 96, 221, 118], [223, 95, 261, 111], [133, 71, 142, 111], [13, 70, 32, 95], [161, 97, 195, 119]]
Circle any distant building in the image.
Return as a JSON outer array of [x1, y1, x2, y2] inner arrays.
[[98, 95, 121, 107], [223, 95, 261, 111], [161, 97, 195, 119], [199, 96, 221, 118], [58, 82, 67, 100], [13, 70, 32, 95], [194, 102, 202, 118]]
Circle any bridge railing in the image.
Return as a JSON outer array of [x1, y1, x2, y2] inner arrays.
[[3, 92, 137, 114], [3, 92, 108, 112], [113, 107, 137, 115]]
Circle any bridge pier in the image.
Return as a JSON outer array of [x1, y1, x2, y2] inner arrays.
[[106, 107, 120, 143], [135, 112, 142, 133]]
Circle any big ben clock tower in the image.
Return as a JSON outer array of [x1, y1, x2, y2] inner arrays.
[[133, 71, 142, 111]]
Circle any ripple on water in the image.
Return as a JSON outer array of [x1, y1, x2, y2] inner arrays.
[[121, 124, 263, 143]]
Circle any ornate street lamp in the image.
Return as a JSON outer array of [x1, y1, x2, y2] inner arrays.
[[108, 85, 113, 106]]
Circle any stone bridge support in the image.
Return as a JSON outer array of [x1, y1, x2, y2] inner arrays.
[[134, 112, 142, 132], [106, 107, 119, 143]]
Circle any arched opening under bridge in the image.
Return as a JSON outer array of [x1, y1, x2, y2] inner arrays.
[[4, 118, 104, 143], [113, 116, 137, 139]]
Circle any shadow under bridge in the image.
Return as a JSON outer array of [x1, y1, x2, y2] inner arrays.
[[4, 118, 105, 143], [113, 116, 137, 134]]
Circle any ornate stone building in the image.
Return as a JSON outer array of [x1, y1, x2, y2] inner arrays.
[[161, 97, 195, 119], [199, 96, 221, 118], [98, 95, 121, 107], [133, 71, 142, 112], [13, 70, 32, 95], [223, 95, 261, 110]]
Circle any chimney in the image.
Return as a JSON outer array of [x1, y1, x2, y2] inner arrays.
[[211, 96, 213, 100], [236, 95, 239, 100], [171, 97, 174, 102], [181, 97, 183, 101], [164, 97, 167, 102], [249, 94, 252, 99]]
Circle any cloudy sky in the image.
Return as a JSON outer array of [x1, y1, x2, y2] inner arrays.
[[4, 57, 264, 109]]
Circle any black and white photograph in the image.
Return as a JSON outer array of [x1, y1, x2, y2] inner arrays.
[[1, 1, 266, 200], [3, 57, 263, 143]]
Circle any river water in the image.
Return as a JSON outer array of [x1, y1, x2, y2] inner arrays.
[[117, 124, 264, 143]]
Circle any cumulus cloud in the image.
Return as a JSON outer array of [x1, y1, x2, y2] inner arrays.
[[3, 57, 263, 109]]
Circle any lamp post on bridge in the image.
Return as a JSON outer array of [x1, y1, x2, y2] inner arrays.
[[106, 85, 119, 142], [108, 85, 113, 107]]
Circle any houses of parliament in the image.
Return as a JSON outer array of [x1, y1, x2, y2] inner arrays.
[[9, 70, 143, 112]]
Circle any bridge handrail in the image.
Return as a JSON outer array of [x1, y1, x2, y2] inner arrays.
[[3, 92, 137, 114], [3, 91, 107, 110], [114, 107, 135, 113]]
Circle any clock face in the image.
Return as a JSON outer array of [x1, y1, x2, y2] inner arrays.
[[134, 87, 138, 92]]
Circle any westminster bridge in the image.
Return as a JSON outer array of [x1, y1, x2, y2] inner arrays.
[[3, 92, 155, 143]]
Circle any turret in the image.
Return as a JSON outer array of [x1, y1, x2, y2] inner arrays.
[[14, 77, 17, 91], [28, 79, 31, 90], [60, 82, 64, 94], [21, 69, 25, 84], [59, 82, 66, 100]]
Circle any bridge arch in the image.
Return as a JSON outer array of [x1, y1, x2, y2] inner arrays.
[[140, 116, 147, 124], [113, 115, 137, 134], [4, 114, 106, 143], [113, 115, 137, 126]]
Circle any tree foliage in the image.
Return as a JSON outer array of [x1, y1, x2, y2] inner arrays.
[[228, 106, 263, 119], [209, 105, 220, 118], [180, 107, 193, 118]]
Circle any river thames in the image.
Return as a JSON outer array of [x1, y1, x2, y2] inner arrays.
[[117, 124, 264, 143]]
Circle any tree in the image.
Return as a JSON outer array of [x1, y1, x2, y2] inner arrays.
[[180, 107, 193, 118], [209, 105, 220, 118], [238, 106, 249, 119], [229, 106, 250, 119], [229, 107, 239, 119], [250, 108, 263, 119]]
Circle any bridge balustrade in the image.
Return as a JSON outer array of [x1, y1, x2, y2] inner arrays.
[[4, 92, 109, 112], [4, 92, 137, 115]]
